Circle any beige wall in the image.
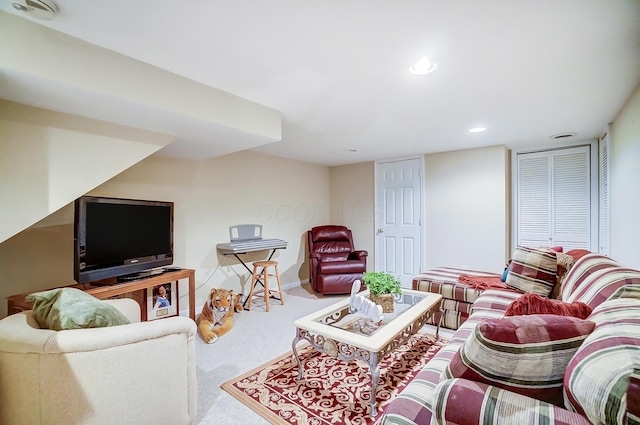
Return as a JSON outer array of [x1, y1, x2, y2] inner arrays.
[[423, 145, 510, 272], [329, 162, 375, 269], [610, 82, 640, 269], [0, 151, 330, 318], [330, 148, 510, 275]]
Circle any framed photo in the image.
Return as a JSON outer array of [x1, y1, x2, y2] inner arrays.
[[146, 282, 178, 320]]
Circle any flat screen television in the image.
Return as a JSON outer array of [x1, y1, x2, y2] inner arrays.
[[74, 196, 174, 283]]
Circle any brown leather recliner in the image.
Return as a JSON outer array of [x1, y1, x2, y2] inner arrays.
[[307, 225, 368, 294]]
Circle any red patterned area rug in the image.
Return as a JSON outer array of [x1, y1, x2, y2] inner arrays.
[[221, 333, 447, 425]]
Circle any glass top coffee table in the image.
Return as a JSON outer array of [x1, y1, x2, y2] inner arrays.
[[292, 289, 442, 417]]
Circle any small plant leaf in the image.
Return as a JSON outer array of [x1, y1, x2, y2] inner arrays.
[[362, 271, 402, 295]]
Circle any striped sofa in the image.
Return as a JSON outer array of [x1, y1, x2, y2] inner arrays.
[[382, 253, 640, 425], [412, 267, 500, 330]]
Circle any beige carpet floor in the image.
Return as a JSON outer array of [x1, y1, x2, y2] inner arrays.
[[194, 284, 453, 425]]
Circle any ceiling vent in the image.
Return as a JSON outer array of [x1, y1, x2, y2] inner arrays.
[[549, 132, 577, 140], [11, 0, 57, 20]]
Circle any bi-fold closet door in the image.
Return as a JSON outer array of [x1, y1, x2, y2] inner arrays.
[[514, 145, 596, 251]]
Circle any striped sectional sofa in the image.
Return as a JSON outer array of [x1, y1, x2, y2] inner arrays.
[[382, 253, 640, 425], [412, 267, 500, 330]]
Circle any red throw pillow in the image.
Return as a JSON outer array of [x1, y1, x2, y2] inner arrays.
[[505, 293, 592, 319]]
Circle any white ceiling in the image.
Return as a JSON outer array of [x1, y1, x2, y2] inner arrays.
[[2, 0, 639, 166]]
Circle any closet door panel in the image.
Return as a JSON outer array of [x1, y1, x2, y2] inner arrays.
[[598, 132, 610, 255], [552, 147, 591, 250], [517, 152, 551, 247]]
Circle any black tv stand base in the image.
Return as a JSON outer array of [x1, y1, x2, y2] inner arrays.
[[117, 269, 165, 282]]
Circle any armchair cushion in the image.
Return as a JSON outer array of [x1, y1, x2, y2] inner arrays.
[[443, 314, 595, 405], [26, 288, 130, 330]]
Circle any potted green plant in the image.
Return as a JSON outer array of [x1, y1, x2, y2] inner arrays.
[[362, 271, 402, 313]]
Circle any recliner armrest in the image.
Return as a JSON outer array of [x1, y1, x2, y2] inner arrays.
[[348, 250, 368, 261]]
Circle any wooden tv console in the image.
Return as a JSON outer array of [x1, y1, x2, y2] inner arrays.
[[6, 268, 196, 321]]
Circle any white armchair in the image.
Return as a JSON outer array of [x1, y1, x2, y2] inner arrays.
[[0, 298, 197, 425]]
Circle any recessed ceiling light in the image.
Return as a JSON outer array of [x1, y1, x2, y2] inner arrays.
[[469, 127, 487, 133], [409, 56, 438, 75]]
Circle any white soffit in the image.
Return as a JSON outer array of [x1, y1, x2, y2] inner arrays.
[[0, 11, 282, 160]]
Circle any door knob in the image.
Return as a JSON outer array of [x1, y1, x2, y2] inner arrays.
[[378, 228, 384, 233]]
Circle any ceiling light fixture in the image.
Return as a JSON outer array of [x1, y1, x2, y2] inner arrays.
[[409, 56, 438, 75], [469, 127, 487, 133]]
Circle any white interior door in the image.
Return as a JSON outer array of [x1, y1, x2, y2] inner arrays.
[[375, 158, 423, 289]]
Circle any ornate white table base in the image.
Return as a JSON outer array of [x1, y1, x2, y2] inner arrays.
[[292, 306, 441, 417]]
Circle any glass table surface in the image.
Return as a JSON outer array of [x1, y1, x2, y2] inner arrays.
[[314, 291, 429, 336], [294, 289, 442, 352]]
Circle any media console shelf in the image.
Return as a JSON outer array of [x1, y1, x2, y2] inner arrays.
[[6, 268, 196, 321]]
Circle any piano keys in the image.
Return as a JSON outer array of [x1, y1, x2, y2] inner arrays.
[[216, 238, 288, 254], [216, 224, 288, 255]]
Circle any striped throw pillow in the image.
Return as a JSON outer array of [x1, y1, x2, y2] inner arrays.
[[443, 314, 595, 406], [564, 298, 640, 425], [505, 246, 557, 296]]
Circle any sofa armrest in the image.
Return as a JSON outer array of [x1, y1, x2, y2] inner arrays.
[[0, 311, 195, 354], [432, 378, 591, 425]]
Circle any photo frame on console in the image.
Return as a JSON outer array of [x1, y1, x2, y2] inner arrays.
[[146, 282, 179, 320]]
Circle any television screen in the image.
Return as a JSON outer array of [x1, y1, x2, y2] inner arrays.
[[74, 196, 174, 283]]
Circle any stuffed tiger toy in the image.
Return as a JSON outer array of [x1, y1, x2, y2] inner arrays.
[[197, 288, 243, 343]]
